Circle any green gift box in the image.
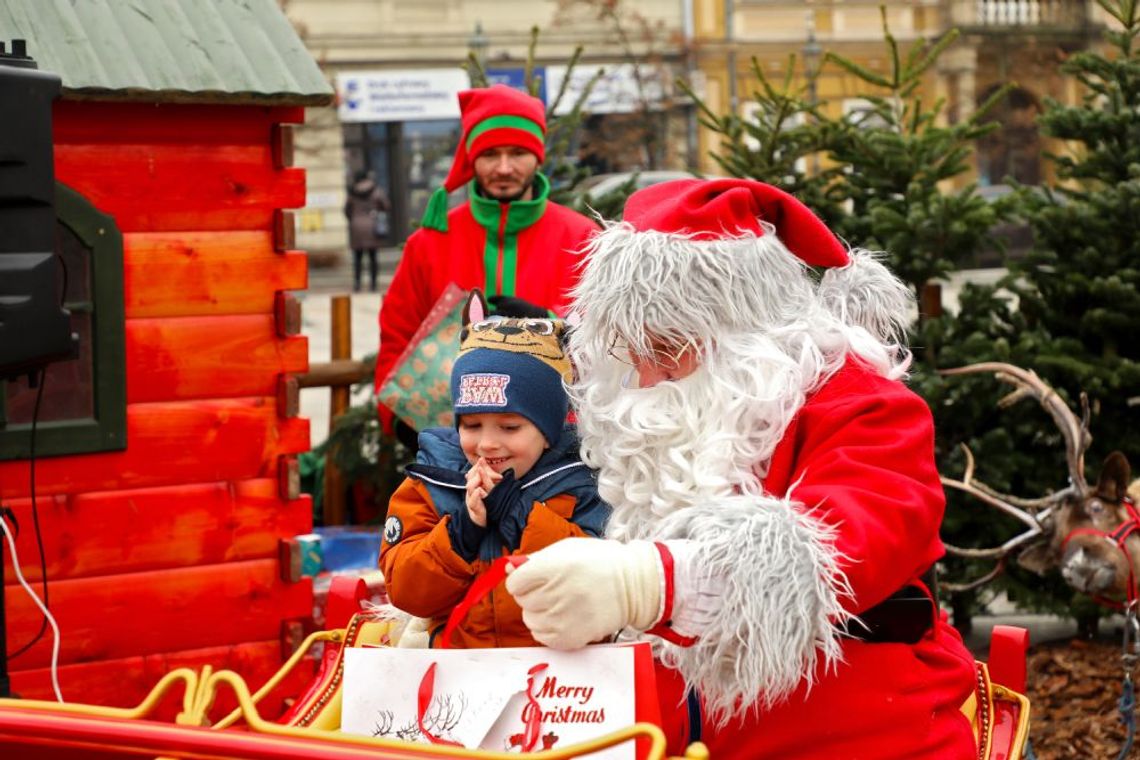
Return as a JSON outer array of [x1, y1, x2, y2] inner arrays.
[[377, 283, 466, 432]]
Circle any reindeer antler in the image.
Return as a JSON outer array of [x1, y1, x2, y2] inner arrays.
[[940, 444, 1053, 591], [938, 362, 1093, 592], [941, 362, 1091, 497]]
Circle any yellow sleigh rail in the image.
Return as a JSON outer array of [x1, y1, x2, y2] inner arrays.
[[0, 629, 699, 760], [0, 581, 1026, 760]]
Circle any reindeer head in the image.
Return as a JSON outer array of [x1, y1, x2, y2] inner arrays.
[[1019, 452, 1138, 598], [940, 363, 1140, 603]]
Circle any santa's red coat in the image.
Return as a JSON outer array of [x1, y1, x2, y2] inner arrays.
[[655, 360, 977, 759]]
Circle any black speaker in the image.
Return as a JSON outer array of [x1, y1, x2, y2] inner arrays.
[[0, 39, 77, 381]]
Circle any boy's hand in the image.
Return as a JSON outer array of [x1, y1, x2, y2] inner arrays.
[[464, 458, 501, 527]]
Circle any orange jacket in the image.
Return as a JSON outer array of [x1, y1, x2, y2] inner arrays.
[[379, 426, 609, 648]]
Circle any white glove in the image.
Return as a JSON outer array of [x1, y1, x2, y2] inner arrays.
[[505, 538, 663, 650], [396, 616, 431, 649]]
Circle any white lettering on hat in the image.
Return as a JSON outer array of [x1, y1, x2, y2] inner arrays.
[[457, 373, 510, 407]]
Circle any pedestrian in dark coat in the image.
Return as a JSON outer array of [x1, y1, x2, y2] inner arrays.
[[345, 172, 391, 292]]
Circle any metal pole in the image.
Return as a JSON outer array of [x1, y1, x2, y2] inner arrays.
[[803, 10, 822, 176], [726, 0, 737, 115]]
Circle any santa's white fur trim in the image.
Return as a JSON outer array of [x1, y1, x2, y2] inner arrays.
[[630, 493, 852, 725], [572, 222, 817, 355], [571, 222, 911, 381], [818, 248, 915, 378]]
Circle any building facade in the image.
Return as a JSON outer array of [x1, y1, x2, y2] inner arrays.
[[691, 0, 1107, 187], [283, 0, 1110, 261], [280, 0, 690, 256]]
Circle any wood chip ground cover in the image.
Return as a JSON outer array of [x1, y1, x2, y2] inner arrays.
[[1027, 638, 1137, 759]]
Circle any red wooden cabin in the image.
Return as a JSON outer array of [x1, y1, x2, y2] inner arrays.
[[0, 0, 332, 710]]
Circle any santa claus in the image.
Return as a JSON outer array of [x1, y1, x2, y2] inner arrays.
[[504, 178, 979, 758]]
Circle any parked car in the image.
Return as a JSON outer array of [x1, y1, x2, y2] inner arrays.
[[576, 170, 697, 200]]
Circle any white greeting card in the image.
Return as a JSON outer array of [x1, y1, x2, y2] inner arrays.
[[341, 645, 639, 758]]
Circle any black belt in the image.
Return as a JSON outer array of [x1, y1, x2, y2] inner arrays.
[[842, 566, 939, 645]]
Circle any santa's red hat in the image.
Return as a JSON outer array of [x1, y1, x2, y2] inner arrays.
[[623, 178, 848, 266], [421, 85, 547, 232], [571, 178, 913, 359]]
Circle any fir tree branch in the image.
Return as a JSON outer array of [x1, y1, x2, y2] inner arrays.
[[824, 51, 892, 90]]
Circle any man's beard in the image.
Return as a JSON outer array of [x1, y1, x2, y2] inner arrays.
[[477, 174, 535, 203], [570, 333, 817, 541]]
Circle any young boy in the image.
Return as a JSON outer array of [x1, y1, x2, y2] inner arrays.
[[379, 293, 609, 648]]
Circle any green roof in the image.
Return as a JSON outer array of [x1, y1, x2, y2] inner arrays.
[[0, 0, 333, 106]]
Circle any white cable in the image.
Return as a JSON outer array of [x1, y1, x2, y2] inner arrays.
[[1, 515, 64, 703]]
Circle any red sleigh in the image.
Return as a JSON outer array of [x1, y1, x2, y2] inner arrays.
[[0, 576, 1030, 760]]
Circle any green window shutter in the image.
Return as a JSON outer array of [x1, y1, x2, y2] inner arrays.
[[0, 183, 126, 459]]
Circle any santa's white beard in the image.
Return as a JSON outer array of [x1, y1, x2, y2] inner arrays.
[[573, 333, 819, 538], [571, 332, 855, 720]]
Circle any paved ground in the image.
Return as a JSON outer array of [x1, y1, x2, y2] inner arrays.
[[295, 248, 401, 446], [306, 247, 402, 296], [964, 610, 1079, 657]]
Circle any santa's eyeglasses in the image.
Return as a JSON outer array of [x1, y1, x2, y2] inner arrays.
[[606, 336, 696, 372]]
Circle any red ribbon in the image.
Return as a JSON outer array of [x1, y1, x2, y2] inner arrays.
[[416, 662, 463, 746], [440, 554, 527, 649], [518, 662, 550, 752], [417, 658, 549, 750], [416, 554, 538, 747]]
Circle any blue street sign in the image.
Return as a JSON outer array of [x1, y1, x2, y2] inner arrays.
[[485, 67, 546, 103]]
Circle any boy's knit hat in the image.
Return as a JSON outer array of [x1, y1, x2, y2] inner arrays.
[[421, 85, 547, 233], [450, 315, 571, 447]]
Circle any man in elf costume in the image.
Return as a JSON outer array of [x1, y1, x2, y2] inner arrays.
[[505, 178, 979, 758], [375, 85, 597, 435]]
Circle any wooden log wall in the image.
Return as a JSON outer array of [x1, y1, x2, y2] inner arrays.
[[0, 101, 313, 711]]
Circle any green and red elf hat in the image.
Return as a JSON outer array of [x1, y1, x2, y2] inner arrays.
[[421, 84, 547, 232]]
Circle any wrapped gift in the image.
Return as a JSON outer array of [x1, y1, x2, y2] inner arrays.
[[377, 283, 466, 431], [340, 642, 658, 758], [339, 556, 661, 758]]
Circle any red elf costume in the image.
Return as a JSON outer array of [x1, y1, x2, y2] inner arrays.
[[375, 85, 596, 432]]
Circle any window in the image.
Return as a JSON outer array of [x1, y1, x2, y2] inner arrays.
[[343, 119, 462, 243], [976, 85, 1042, 187], [842, 98, 893, 130], [0, 183, 126, 460]]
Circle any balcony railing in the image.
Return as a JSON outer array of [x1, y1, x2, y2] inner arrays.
[[968, 0, 1089, 29]]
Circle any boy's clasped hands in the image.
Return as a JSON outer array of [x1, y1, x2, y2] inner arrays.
[[465, 457, 525, 532], [464, 456, 500, 527]]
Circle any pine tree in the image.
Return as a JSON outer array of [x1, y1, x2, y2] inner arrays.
[[678, 9, 1026, 625], [1006, 0, 1140, 468], [917, 0, 1140, 625], [679, 55, 844, 228], [820, 12, 1013, 324], [813, 12, 1054, 625], [913, 282, 1086, 624]]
